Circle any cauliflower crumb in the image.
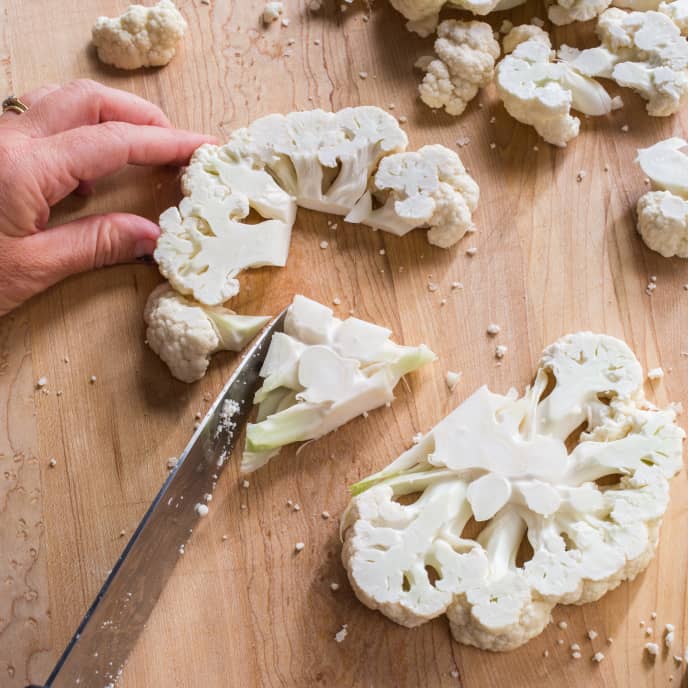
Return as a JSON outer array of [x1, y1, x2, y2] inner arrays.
[[450, 669, 460, 679], [648, 368, 664, 381], [242, 480, 250, 488], [262, 1, 283, 23], [398, 115, 408, 123], [486, 323, 501, 336], [646, 627, 653, 636], [495, 344, 508, 359], [320, 240, 329, 249], [335, 625, 349, 642], [466, 247, 478, 256], [428, 282, 440, 292], [543, 649, 549, 657], [36, 377, 48, 389], [572, 651, 582, 659], [330, 582, 340, 591], [456, 136, 471, 147], [178, 544, 185, 555], [571, 643, 581, 651], [281, 18, 290, 27], [651, 611, 657, 619], [293, 503, 301, 511], [333, 297, 341, 305], [531, 16, 545, 27], [358, 71, 368, 79], [89, 375, 97, 384], [49, 458, 57, 468], [446, 370, 463, 391], [194, 503, 209, 517], [166, 457, 178, 470], [451, 281, 464, 290], [203, 493, 212, 502], [321, 511, 331, 519], [645, 642, 659, 656], [665, 630, 675, 649], [587, 630, 598, 640], [412, 432, 424, 444], [294, 542, 305, 552], [592, 652, 605, 663], [611, 96, 624, 110], [621, 125, 629, 133]]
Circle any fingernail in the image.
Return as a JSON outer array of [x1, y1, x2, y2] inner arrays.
[[134, 239, 157, 257]]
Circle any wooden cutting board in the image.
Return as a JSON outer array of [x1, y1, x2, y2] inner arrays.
[[1, 1, 687, 686]]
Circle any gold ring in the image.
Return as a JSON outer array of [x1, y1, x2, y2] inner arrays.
[[2, 96, 29, 114]]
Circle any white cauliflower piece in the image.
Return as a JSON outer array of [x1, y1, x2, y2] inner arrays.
[[144, 284, 269, 383], [496, 32, 613, 146], [548, 0, 612, 26], [262, 1, 283, 23], [659, 0, 688, 33], [242, 295, 436, 472], [91, 0, 187, 70], [155, 140, 297, 306], [635, 137, 688, 257], [342, 332, 684, 651], [416, 20, 500, 117], [502, 24, 551, 54], [345, 145, 479, 248], [567, 9, 688, 115]]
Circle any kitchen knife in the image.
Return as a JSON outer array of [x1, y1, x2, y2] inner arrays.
[[30, 308, 287, 688]]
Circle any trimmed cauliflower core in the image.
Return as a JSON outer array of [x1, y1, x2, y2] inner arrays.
[[342, 332, 684, 651], [144, 284, 270, 383], [242, 295, 436, 473], [496, 28, 612, 147], [564, 9, 688, 116], [92, 0, 187, 70], [635, 137, 688, 257], [345, 145, 480, 248], [416, 20, 500, 117]]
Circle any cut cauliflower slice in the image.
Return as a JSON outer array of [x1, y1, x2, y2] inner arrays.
[[155, 142, 297, 306], [566, 9, 688, 115], [144, 284, 269, 383], [416, 20, 500, 117], [496, 31, 613, 146], [345, 145, 479, 247], [342, 332, 684, 651], [634, 137, 688, 257], [91, 0, 187, 70], [242, 295, 436, 473], [247, 107, 408, 215]]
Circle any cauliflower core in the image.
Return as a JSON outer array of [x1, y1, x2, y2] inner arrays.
[[345, 145, 479, 247], [342, 332, 684, 651], [565, 9, 688, 116], [496, 29, 613, 146], [92, 0, 187, 70], [242, 295, 436, 473], [635, 137, 688, 257], [416, 20, 500, 117], [144, 284, 269, 383]]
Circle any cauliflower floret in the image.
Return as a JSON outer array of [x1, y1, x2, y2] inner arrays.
[[567, 9, 688, 115], [144, 284, 269, 383], [242, 295, 436, 472], [496, 33, 612, 146], [262, 1, 283, 23], [502, 24, 551, 54], [548, 0, 613, 26], [91, 0, 187, 70], [342, 332, 684, 651], [637, 191, 688, 257], [659, 0, 688, 33], [416, 20, 500, 116], [345, 145, 479, 247]]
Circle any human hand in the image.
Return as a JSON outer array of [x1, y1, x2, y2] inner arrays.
[[0, 80, 214, 316]]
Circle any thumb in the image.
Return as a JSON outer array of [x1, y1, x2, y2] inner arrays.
[[26, 213, 159, 285]]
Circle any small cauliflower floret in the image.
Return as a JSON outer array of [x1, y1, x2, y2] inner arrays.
[[659, 0, 688, 34], [634, 137, 688, 257], [496, 34, 613, 146], [92, 0, 187, 70], [155, 141, 297, 306], [502, 24, 551, 54], [345, 145, 479, 247], [247, 107, 408, 215], [262, 1, 283, 23], [342, 332, 684, 652], [547, 0, 612, 26], [416, 20, 500, 117], [567, 9, 688, 116], [241, 295, 435, 472], [144, 284, 269, 383]]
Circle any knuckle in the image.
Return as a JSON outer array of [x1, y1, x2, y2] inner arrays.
[[92, 216, 118, 267], [67, 78, 101, 98]]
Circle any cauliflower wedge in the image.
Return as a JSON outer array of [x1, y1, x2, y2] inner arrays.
[[565, 9, 688, 116], [92, 0, 187, 70], [342, 333, 684, 651], [241, 295, 436, 473], [345, 145, 480, 248], [155, 139, 297, 306], [496, 27, 613, 147], [635, 137, 688, 257], [416, 20, 500, 117], [144, 284, 270, 383]]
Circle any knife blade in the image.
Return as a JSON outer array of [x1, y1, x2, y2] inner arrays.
[[33, 309, 286, 688]]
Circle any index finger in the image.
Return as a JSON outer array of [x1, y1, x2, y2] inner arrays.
[[12, 80, 172, 137]]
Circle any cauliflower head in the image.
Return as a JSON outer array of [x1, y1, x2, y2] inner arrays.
[[342, 332, 684, 651], [345, 145, 479, 247], [634, 137, 688, 257], [155, 139, 297, 306], [416, 20, 501, 117], [92, 0, 187, 70], [241, 295, 436, 473], [496, 31, 613, 147], [567, 9, 688, 116], [144, 284, 270, 383]]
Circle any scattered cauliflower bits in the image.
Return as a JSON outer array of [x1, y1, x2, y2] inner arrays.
[[635, 138, 688, 257], [564, 9, 688, 116], [144, 284, 269, 382], [345, 145, 480, 248], [415, 20, 500, 117], [92, 0, 187, 70], [341, 332, 684, 651], [241, 295, 436, 473], [496, 28, 612, 147]]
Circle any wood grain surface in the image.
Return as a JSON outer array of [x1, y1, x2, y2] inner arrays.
[[1, 1, 687, 686]]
